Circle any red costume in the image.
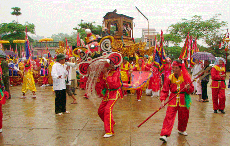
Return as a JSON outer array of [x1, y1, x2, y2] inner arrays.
[[211, 65, 226, 111], [160, 61, 194, 137], [148, 64, 161, 92], [163, 62, 172, 80], [98, 68, 122, 135], [95, 72, 106, 97], [132, 59, 150, 100], [79, 76, 88, 90]]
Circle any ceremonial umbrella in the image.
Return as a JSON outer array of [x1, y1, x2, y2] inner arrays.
[[39, 38, 53, 57], [191, 52, 216, 61]]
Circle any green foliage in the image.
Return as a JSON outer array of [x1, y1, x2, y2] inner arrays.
[[51, 32, 78, 46], [156, 33, 182, 45], [134, 38, 142, 43], [167, 14, 227, 45], [164, 46, 182, 59], [11, 7, 22, 16], [0, 21, 35, 50], [11, 7, 22, 22], [73, 22, 102, 43]]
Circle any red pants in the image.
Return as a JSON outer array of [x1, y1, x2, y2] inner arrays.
[[136, 89, 142, 100], [122, 81, 128, 96], [98, 99, 117, 134], [0, 104, 2, 129], [42, 76, 48, 85], [160, 105, 189, 137], [212, 88, 225, 110]]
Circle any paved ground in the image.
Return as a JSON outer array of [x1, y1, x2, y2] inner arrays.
[[0, 80, 230, 146]]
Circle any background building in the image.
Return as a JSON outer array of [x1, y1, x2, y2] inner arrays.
[[142, 28, 158, 49]]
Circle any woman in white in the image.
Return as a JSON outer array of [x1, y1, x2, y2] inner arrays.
[[191, 59, 203, 101]]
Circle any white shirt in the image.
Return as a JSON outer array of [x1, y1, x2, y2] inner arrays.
[[191, 64, 202, 79], [51, 62, 68, 90], [65, 62, 79, 85]]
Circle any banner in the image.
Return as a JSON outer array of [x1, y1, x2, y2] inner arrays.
[[123, 71, 152, 90]]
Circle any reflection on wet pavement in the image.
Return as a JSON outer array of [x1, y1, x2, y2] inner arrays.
[[0, 82, 230, 146]]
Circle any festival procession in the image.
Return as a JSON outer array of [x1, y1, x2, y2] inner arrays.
[[0, 1, 230, 145]]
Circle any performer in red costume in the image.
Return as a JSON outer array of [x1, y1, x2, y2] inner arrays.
[[163, 57, 172, 83], [159, 60, 194, 143], [132, 58, 150, 101], [98, 60, 123, 138], [211, 57, 226, 114], [95, 72, 106, 97]]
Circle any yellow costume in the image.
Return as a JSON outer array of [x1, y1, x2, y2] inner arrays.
[[21, 61, 36, 94], [120, 62, 130, 82], [48, 60, 55, 85]]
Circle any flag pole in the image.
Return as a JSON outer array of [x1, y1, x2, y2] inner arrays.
[[135, 6, 150, 49]]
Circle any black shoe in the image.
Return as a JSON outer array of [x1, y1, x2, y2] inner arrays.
[[214, 110, 217, 113], [219, 110, 225, 114]]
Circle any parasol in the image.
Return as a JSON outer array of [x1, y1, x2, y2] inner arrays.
[[191, 52, 216, 61], [39, 38, 53, 56], [13, 40, 25, 57]]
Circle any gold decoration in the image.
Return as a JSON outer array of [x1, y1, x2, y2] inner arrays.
[[13, 40, 25, 43], [39, 38, 53, 42], [0, 40, 10, 43]]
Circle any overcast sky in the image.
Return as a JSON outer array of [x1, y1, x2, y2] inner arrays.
[[0, 0, 229, 39]]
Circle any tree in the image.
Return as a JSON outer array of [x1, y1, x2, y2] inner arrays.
[[156, 33, 182, 46], [51, 32, 78, 46], [11, 7, 22, 23], [0, 21, 35, 50], [73, 22, 102, 43], [134, 38, 142, 43], [167, 14, 227, 46], [164, 46, 182, 59]]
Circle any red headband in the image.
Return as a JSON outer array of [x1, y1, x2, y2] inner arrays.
[[172, 61, 182, 67]]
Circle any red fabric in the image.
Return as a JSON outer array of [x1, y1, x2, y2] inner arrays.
[[160, 74, 194, 106], [42, 76, 48, 85], [148, 65, 161, 91], [122, 81, 128, 96], [95, 72, 106, 97], [163, 63, 172, 79], [103, 69, 123, 100], [172, 61, 182, 67], [136, 89, 142, 100], [98, 100, 117, 134], [212, 87, 226, 110], [79, 76, 88, 90], [160, 106, 189, 136], [98, 68, 122, 134], [211, 66, 226, 88], [132, 63, 150, 100], [0, 104, 2, 129]]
